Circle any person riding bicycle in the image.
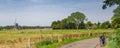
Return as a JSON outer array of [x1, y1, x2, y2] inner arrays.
[[99, 32, 106, 47]]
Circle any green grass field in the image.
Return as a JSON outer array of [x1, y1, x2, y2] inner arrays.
[[0, 29, 114, 40], [0, 29, 115, 48]]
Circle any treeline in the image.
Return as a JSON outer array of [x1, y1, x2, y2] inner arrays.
[[0, 26, 51, 30], [51, 12, 120, 29]]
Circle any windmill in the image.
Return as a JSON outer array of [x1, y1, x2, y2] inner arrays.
[[14, 18, 20, 30]]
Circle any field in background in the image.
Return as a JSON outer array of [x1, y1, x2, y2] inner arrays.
[[0, 29, 114, 48], [0, 29, 114, 40]]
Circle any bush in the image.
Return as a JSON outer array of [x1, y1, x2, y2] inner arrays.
[[105, 29, 120, 48], [36, 39, 52, 48], [36, 39, 58, 48]]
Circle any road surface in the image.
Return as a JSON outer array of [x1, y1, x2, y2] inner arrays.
[[60, 38, 106, 48]]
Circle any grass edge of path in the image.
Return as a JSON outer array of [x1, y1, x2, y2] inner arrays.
[[36, 36, 96, 48]]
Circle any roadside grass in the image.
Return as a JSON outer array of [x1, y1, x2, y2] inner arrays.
[[105, 29, 120, 48], [36, 36, 96, 48], [0, 29, 115, 48]]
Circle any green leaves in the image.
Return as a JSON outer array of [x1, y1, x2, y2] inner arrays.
[[114, 6, 120, 14], [68, 12, 86, 29], [102, 0, 120, 9], [103, 0, 120, 29], [68, 12, 85, 23], [106, 29, 120, 48], [51, 12, 86, 29], [101, 21, 111, 29]]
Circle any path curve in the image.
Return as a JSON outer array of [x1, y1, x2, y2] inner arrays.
[[60, 38, 105, 48]]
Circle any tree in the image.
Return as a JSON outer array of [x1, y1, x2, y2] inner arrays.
[[111, 7, 120, 29], [111, 18, 120, 28], [102, 0, 120, 9], [79, 21, 85, 29], [102, 0, 120, 29], [111, 13, 120, 20], [97, 22, 101, 29], [68, 12, 86, 29], [60, 18, 69, 29], [51, 21, 59, 29], [92, 23, 98, 29], [101, 21, 111, 29], [114, 6, 120, 14], [86, 21, 93, 29]]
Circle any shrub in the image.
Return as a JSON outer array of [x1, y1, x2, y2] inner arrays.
[[105, 29, 120, 48], [36, 39, 58, 48]]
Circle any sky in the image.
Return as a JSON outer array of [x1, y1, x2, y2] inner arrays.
[[0, 0, 117, 26]]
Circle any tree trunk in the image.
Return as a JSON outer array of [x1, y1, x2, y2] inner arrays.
[[76, 23, 79, 30]]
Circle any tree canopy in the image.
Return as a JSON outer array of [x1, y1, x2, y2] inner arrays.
[[51, 12, 86, 29], [102, 0, 120, 29], [102, 0, 120, 9], [68, 12, 86, 29]]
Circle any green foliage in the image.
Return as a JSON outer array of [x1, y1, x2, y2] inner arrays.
[[113, 7, 120, 14], [68, 12, 86, 29], [51, 11, 119, 29], [0, 26, 14, 30], [101, 21, 111, 29], [36, 36, 95, 48], [92, 24, 98, 29], [112, 13, 120, 21], [86, 21, 93, 29], [36, 39, 59, 48], [112, 18, 120, 28], [106, 29, 120, 48], [51, 21, 61, 29], [36, 39, 52, 47], [51, 12, 86, 29], [102, 0, 120, 29], [79, 21, 86, 29], [102, 0, 120, 9], [97, 22, 101, 28]]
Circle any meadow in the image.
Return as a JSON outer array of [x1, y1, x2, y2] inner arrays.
[[0, 29, 114, 39], [0, 29, 114, 48]]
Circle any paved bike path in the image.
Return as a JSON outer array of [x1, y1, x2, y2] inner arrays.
[[60, 38, 105, 48]]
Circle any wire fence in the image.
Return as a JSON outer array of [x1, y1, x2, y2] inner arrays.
[[0, 32, 114, 48]]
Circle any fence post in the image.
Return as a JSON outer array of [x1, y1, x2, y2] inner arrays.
[[28, 38, 31, 48], [51, 34, 54, 42]]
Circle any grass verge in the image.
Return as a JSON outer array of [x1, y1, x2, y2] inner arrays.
[[36, 36, 96, 48]]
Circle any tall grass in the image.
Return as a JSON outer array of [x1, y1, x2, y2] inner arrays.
[[36, 36, 95, 48], [105, 29, 120, 48], [0, 29, 114, 40]]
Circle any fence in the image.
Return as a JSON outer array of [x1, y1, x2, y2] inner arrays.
[[0, 32, 114, 48]]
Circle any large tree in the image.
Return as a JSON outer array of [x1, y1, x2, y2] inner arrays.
[[51, 21, 61, 29], [68, 12, 86, 29], [111, 18, 120, 28], [103, 0, 120, 29], [102, 0, 120, 9], [101, 21, 111, 29]]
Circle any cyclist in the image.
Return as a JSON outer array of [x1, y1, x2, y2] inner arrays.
[[99, 33, 106, 47]]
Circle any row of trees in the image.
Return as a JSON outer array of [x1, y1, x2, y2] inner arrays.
[[0, 26, 51, 30], [51, 12, 120, 29], [51, 12, 86, 29]]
